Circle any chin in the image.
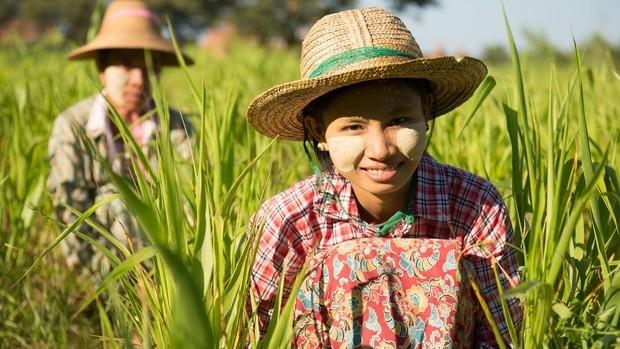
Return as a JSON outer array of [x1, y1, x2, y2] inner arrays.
[[359, 179, 411, 196]]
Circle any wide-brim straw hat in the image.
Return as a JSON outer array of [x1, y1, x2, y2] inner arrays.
[[67, 0, 193, 66], [247, 7, 487, 141]]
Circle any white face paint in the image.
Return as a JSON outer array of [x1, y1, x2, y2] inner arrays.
[[326, 135, 366, 173], [325, 121, 426, 173], [396, 121, 426, 164], [103, 66, 130, 107]]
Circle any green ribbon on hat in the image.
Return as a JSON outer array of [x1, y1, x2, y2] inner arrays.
[[308, 47, 416, 78]]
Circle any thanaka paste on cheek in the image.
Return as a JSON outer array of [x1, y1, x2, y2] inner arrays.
[[326, 135, 366, 173], [103, 66, 130, 108], [396, 121, 426, 163]]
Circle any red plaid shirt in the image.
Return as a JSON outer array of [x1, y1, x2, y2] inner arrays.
[[248, 152, 522, 347]]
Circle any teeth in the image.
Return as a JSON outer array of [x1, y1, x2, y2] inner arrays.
[[367, 167, 396, 174]]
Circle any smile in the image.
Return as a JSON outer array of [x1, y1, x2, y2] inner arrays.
[[365, 165, 398, 174], [362, 162, 402, 181]]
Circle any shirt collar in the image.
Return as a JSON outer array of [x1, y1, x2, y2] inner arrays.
[[313, 169, 359, 222], [313, 152, 450, 223], [85, 93, 109, 139], [85, 91, 160, 139]]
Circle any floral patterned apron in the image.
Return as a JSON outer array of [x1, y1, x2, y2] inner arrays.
[[294, 238, 478, 348]]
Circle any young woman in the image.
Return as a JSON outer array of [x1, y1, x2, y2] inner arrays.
[[246, 7, 522, 348]]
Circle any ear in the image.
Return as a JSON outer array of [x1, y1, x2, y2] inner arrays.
[[304, 116, 329, 150]]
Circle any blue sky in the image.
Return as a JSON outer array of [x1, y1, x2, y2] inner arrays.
[[360, 0, 620, 56]]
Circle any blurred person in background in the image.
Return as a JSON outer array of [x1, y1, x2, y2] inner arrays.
[[47, 0, 193, 281]]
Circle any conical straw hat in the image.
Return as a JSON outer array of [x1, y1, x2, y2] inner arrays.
[[67, 0, 193, 66], [247, 7, 486, 141]]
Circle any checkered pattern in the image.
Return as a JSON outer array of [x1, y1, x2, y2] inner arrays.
[[248, 152, 522, 347]]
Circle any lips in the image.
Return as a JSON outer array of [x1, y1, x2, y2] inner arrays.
[[362, 162, 402, 182], [125, 91, 144, 101]]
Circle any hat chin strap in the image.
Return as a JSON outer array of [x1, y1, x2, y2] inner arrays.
[[302, 125, 324, 179], [375, 174, 416, 236]]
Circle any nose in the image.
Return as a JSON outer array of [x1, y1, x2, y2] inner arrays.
[[365, 128, 393, 161]]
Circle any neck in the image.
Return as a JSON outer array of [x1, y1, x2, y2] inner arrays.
[[118, 108, 142, 122], [106, 99, 150, 126], [353, 173, 417, 224], [355, 188, 409, 224], [107, 108, 143, 137]]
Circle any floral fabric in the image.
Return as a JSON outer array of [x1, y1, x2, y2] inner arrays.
[[294, 238, 477, 348]]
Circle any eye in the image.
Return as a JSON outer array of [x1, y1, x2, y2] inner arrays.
[[388, 116, 409, 127], [342, 124, 363, 132]]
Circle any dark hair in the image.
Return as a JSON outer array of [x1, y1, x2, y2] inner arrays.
[[95, 49, 164, 73], [302, 78, 433, 170]]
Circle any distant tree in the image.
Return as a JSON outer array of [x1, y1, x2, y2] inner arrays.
[[581, 33, 613, 57], [15, 0, 95, 43], [481, 44, 510, 65], [227, 0, 438, 46], [0, 0, 19, 23], [581, 33, 620, 69], [522, 28, 570, 64], [391, 0, 436, 11], [4, 0, 221, 44], [148, 0, 225, 41], [3, 0, 438, 47]]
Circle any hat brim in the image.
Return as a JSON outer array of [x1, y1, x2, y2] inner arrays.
[[67, 34, 194, 66], [247, 56, 486, 141]]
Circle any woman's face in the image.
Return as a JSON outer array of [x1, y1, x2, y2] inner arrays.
[[98, 50, 159, 117], [307, 79, 430, 203]]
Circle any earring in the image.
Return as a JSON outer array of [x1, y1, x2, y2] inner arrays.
[[317, 143, 326, 151]]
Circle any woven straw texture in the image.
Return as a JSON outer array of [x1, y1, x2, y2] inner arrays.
[[247, 7, 487, 141], [67, 0, 193, 66]]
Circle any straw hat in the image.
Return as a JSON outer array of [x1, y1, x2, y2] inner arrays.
[[247, 7, 487, 141], [67, 0, 193, 66]]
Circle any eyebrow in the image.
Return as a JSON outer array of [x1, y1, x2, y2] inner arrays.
[[331, 116, 367, 123], [387, 104, 419, 115]]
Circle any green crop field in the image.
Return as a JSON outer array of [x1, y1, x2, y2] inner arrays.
[[1, 26, 619, 348]]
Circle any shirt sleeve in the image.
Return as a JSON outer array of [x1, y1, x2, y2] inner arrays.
[[168, 109, 194, 162], [47, 116, 94, 235], [245, 190, 314, 339], [464, 185, 523, 348]]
